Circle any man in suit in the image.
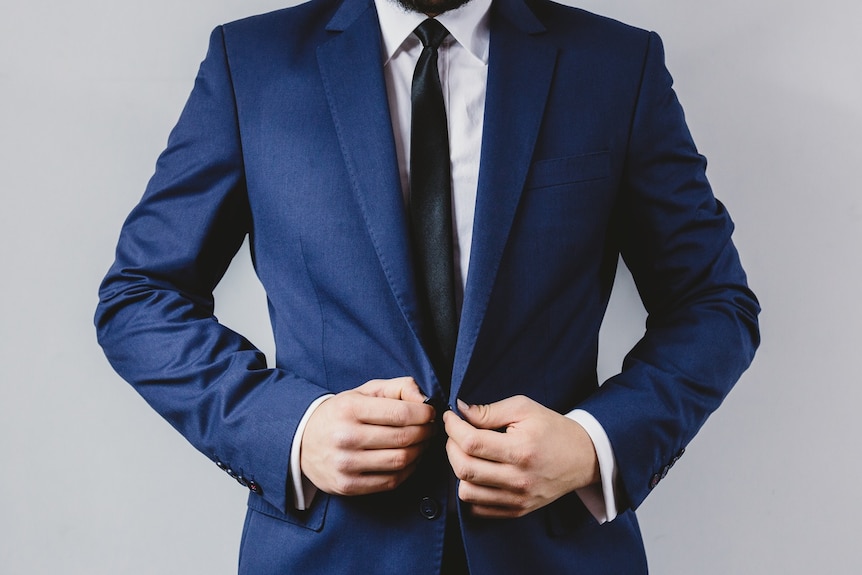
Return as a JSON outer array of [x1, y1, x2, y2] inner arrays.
[[95, 0, 760, 572]]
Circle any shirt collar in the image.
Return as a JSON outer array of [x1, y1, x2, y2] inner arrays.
[[374, 0, 492, 65]]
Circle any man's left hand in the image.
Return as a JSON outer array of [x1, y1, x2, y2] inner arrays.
[[443, 396, 600, 519]]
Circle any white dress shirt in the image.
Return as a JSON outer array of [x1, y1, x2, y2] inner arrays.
[[290, 0, 619, 524]]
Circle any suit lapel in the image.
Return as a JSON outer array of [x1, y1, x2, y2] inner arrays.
[[318, 0, 558, 398], [452, 0, 558, 395], [318, 0, 431, 381]]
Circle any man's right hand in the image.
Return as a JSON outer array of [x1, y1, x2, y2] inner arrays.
[[299, 377, 436, 496]]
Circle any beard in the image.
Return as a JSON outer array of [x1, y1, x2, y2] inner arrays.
[[394, 0, 472, 16]]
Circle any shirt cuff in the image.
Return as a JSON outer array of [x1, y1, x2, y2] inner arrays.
[[289, 394, 334, 510], [566, 408, 619, 524]]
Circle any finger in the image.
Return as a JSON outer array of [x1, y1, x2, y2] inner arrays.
[[358, 377, 429, 403], [446, 436, 514, 489], [348, 445, 426, 474], [334, 421, 436, 450], [352, 395, 436, 426], [457, 396, 531, 431], [443, 410, 510, 463], [458, 480, 527, 510], [330, 462, 420, 496], [464, 503, 529, 519]]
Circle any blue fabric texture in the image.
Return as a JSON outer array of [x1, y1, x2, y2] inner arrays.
[[95, 0, 760, 572]]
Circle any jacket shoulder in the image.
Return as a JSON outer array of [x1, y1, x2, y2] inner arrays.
[[220, 0, 345, 48], [521, 0, 652, 53]]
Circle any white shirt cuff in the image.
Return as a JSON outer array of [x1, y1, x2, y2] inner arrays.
[[289, 394, 334, 510], [566, 408, 619, 524]]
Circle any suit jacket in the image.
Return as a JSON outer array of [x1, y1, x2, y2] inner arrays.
[[95, 0, 760, 572]]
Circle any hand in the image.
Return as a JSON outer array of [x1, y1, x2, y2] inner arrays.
[[444, 396, 599, 519], [300, 377, 436, 496]]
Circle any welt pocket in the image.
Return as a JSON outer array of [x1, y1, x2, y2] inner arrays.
[[525, 151, 611, 190]]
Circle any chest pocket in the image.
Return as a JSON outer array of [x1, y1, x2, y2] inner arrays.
[[524, 151, 610, 190]]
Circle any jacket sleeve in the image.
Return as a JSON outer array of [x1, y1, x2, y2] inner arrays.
[[94, 26, 329, 514], [578, 31, 761, 511]]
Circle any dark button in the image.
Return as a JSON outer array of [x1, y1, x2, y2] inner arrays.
[[225, 467, 238, 478], [660, 465, 669, 479], [649, 474, 661, 490], [248, 480, 262, 495], [215, 460, 227, 470], [235, 475, 248, 487], [419, 497, 440, 520], [424, 396, 447, 419]]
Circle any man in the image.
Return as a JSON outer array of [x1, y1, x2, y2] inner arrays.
[[95, 0, 760, 572]]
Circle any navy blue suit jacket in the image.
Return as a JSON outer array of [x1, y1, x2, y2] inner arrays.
[[96, 0, 760, 572]]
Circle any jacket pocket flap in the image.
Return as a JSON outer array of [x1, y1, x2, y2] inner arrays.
[[247, 491, 329, 532]]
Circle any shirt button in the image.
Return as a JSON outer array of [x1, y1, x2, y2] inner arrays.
[[419, 497, 440, 520]]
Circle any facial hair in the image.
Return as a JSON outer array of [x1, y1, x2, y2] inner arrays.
[[394, 0, 472, 16]]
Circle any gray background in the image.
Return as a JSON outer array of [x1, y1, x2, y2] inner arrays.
[[2, 0, 860, 572]]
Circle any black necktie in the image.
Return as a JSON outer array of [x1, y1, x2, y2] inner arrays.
[[410, 19, 457, 390]]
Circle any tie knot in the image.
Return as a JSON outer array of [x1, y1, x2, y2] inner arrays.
[[414, 18, 449, 50]]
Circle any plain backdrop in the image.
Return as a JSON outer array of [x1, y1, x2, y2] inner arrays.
[[2, 0, 860, 573]]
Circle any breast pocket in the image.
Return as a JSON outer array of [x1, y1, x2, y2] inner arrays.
[[524, 151, 611, 190]]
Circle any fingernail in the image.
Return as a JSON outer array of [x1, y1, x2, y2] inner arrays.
[[456, 399, 470, 412]]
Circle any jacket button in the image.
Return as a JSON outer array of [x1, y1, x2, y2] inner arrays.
[[649, 474, 661, 490], [419, 497, 440, 520], [248, 480, 262, 495]]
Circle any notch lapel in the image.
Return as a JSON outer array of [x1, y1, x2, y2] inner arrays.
[[317, 0, 438, 392], [452, 0, 558, 395]]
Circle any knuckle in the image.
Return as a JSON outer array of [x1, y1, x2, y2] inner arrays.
[[333, 452, 355, 473], [393, 428, 413, 448], [388, 472, 407, 490], [512, 475, 532, 494], [512, 505, 530, 518], [462, 432, 483, 455], [334, 476, 356, 496], [390, 450, 409, 470], [457, 482, 475, 503], [452, 459, 471, 481], [510, 444, 533, 467], [332, 428, 357, 449], [333, 397, 356, 419], [475, 404, 491, 423], [386, 405, 408, 426]]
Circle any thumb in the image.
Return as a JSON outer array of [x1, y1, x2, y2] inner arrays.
[[457, 396, 526, 431]]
